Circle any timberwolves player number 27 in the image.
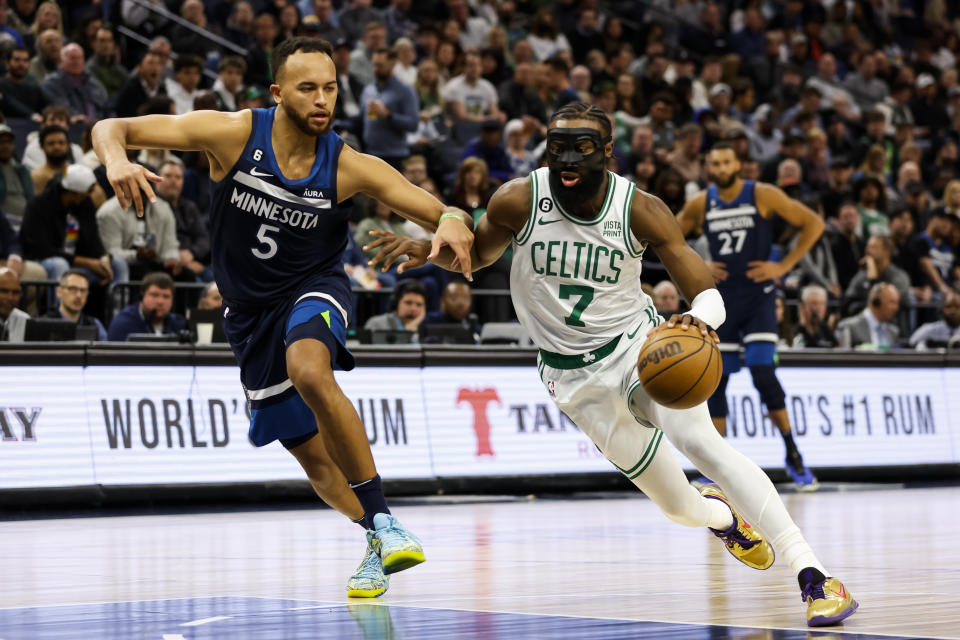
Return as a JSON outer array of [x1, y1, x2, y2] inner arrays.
[[92, 37, 475, 598]]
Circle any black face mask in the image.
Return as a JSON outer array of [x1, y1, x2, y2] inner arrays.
[[546, 127, 610, 212]]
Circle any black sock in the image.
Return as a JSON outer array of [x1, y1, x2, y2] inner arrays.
[[350, 474, 390, 529], [781, 431, 801, 459], [352, 516, 367, 530], [798, 566, 826, 590]]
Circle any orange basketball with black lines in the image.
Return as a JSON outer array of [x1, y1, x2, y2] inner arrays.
[[637, 326, 722, 410]]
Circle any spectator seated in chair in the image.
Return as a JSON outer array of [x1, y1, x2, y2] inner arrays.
[[836, 282, 902, 349], [196, 281, 222, 311], [0, 267, 29, 342], [44, 268, 106, 341], [909, 290, 960, 349], [96, 191, 181, 282], [363, 278, 427, 336], [792, 285, 838, 348], [423, 281, 479, 337], [20, 164, 123, 284], [107, 272, 186, 342]]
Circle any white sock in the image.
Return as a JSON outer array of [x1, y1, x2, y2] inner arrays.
[[769, 527, 829, 576], [705, 498, 735, 531]]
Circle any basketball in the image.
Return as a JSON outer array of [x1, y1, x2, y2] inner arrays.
[[637, 326, 722, 410]]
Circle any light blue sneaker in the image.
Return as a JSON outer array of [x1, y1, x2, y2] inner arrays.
[[368, 513, 425, 575], [346, 544, 389, 598]]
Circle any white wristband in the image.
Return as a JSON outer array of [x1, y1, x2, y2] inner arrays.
[[687, 287, 725, 329]]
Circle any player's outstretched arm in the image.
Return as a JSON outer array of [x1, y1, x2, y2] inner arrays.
[[752, 183, 825, 283], [337, 145, 475, 279], [92, 110, 250, 215], [364, 177, 530, 274], [631, 190, 723, 341]]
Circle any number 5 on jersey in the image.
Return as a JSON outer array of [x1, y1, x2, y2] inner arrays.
[[252, 223, 279, 259]]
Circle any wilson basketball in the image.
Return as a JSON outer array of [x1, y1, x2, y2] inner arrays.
[[637, 327, 722, 410]]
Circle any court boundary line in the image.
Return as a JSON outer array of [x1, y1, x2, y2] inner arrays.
[[0, 594, 952, 640], [262, 597, 953, 640]]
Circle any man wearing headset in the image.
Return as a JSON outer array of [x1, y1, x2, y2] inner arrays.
[[836, 282, 902, 349]]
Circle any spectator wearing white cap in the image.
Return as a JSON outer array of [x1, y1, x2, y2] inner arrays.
[[20, 164, 124, 284], [910, 73, 950, 140]]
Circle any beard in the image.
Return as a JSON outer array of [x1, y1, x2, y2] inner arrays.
[[548, 164, 606, 210], [46, 152, 68, 166], [281, 100, 332, 137], [709, 171, 737, 188]]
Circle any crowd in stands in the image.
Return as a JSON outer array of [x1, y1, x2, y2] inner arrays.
[[0, 0, 959, 350]]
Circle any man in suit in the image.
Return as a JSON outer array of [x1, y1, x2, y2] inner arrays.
[[836, 282, 901, 349]]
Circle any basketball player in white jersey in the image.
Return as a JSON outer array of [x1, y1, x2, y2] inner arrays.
[[364, 102, 857, 626]]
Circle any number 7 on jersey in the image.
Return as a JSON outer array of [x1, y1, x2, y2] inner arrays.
[[559, 284, 594, 327]]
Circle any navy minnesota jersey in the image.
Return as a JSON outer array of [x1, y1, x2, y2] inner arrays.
[[209, 107, 350, 306], [703, 180, 773, 291]]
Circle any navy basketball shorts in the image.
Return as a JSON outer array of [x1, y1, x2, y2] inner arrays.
[[715, 286, 778, 373], [222, 292, 356, 448]]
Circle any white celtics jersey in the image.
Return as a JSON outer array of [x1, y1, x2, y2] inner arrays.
[[510, 168, 653, 354]]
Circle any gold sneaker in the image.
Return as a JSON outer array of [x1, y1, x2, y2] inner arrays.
[[700, 484, 775, 570], [803, 575, 859, 626]]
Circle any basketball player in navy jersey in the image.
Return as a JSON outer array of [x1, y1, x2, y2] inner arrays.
[[92, 37, 476, 598], [677, 142, 823, 491]]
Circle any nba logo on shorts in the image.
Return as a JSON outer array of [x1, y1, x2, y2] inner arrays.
[[547, 380, 556, 397]]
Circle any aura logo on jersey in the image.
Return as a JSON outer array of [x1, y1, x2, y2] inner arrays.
[[0, 407, 41, 442], [456, 387, 500, 457]]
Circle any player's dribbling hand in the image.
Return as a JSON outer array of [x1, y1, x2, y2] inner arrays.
[[648, 313, 719, 344], [431, 211, 474, 281], [364, 230, 430, 274], [107, 161, 162, 216]]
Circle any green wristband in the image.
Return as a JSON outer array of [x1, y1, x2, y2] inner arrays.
[[438, 212, 469, 226]]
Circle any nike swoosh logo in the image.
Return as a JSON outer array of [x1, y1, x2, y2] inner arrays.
[[250, 167, 273, 178], [763, 284, 775, 294], [830, 586, 847, 599], [626, 322, 644, 339], [538, 218, 563, 225]]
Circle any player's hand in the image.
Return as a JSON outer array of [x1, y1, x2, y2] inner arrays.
[[648, 313, 719, 343], [746, 260, 785, 282], [707, 260, 728, 282], [431, 211, 474, 281], [106, 160, 161, 216], [364, 230, 430, 273]]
